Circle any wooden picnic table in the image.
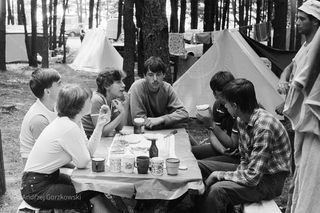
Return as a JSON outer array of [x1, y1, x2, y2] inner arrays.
[[71, 127, 205, 200]]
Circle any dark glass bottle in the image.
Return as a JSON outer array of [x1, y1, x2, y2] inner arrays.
[[149, 139, 158, 158]]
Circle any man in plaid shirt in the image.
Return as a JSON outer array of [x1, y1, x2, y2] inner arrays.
[[199, 79, 291, 213]]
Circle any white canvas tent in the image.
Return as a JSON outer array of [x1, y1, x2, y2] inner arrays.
[[6, 33, 29, 62], [173, 29, 284, 118], [71, 28, 123, 72], [6, 26, 29, 63]]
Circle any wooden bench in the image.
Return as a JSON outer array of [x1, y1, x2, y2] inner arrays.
[[242, 200, 282, 213]]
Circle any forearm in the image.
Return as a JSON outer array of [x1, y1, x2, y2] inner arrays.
[[210, 125, 237, 149], [88, 124, 103, 155], [209, 131, 228, 154], [280, 63, 293, 82], [101, 111, 126, 137], [162, 108, 189, 126]]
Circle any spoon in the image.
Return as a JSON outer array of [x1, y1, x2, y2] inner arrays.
[[164, 129, 178, 138]]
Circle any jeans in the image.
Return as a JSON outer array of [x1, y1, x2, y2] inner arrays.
[[21, 170, 100, 210], [192, 143, 240, 180], [197, 171, 288, 213]]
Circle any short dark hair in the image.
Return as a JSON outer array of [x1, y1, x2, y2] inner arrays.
[[222, 78, 258, 114], [29, 69, 61, 99], [96, 68, 126, 95], [210, 71, 235, 92], [57, 84, 92, 119], [143, 56, 166, 75]]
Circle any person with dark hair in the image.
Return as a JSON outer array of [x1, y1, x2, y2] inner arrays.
[[198, 79, 291, 213], [20, 68, 62, 165], [21, 84, 120, 213], [280, 1, 320, 212], [129, 56, 188, 129], [276, 1, 320, 212], [82, 68, 129, 138], [191, 71, 240, 180]]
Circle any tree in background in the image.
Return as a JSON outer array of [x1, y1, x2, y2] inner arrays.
[[117, 0, 123, 40], [30, 0, 38, 67], [95, 0, 100, 28], [179, 0, 186, 33], [42, 0, 49, 68], [273, 0, 288, 49], [0, 0, 6, 71], [123, 0, 135, 90], [191, 0, 198, 29], [88, 0, 94, 28], [52, 0, 58, 50], [135, 0, 144, 78], [170, 0, 178, 33], [142, 0, 171, 83], [7, 0, 14, 25], [17, 0, 23, 24]]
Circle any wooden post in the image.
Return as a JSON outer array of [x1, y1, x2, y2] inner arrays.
[[0, 130, 6, 195]]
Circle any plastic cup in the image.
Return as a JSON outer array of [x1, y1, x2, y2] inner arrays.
[[166, 158, 180, 176]]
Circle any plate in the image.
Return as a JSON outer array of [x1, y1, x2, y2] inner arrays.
[[124, 134, 142, 144], [143, 133, 163, 141]]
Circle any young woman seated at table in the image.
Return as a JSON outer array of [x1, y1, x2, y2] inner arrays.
[[21, 84, 120, 213], [82, 68, 129, 138]]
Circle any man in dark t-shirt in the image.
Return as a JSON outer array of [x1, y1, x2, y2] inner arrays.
[[191, 71, 240, 179]]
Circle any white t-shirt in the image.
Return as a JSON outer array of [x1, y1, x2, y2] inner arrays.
[[291, 42, 311, 87], [24, 117, 96, 174], [20, 99, 57, 158]]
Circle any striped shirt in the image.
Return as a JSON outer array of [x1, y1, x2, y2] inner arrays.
[[215, 108, 291, 186]]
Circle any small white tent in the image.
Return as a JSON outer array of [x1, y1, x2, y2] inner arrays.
[[71, 28, 123, 72], [173, 29, 284, 118]]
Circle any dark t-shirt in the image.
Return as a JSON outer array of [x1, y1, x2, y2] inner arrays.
[[212, 100, 238, 136]]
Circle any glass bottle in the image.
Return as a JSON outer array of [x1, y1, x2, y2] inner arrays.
[[149, 139, 158, 158]]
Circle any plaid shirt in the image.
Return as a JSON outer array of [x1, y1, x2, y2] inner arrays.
[[215, 108, 291, 186]]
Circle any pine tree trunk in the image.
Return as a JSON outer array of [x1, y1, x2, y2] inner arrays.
[[0, 0, 6, 71], [88, 0, 94, 29], [49, 0, 53, 50], [289, 0, 296, 50], [7, 0, 14, 25], [179, 0, 186, 33], [61, 0, 68, 63], [142, 0, 171, 83], [117, 0, 123, 40], [17, 0, 23, 25], [295, 0, 303, 49], [95, 0, 100, 28], [170, 0, 178, 32], [123, 0, 135, 90], [256, 0, 261, 23], [203, 0, 214, 53], [30, 0, 38, 67], [267, 0, 273, 46], [222, 0, 230, 30], [52, 0, 57, 50], [42, 0, 49, 68], [273, 0, 287, 49], [19, 0, 31, 62], [190, 0, 198, 29], [135, 0, 144, 77]]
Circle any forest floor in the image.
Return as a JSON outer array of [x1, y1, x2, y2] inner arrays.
[[0, 38, 290, 212]]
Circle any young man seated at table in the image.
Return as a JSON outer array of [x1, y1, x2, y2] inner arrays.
[[129, 56, 189, 129], [198, 78, 291, 213], [20, 69, 62, 165], [191, 71, 240, 179]]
